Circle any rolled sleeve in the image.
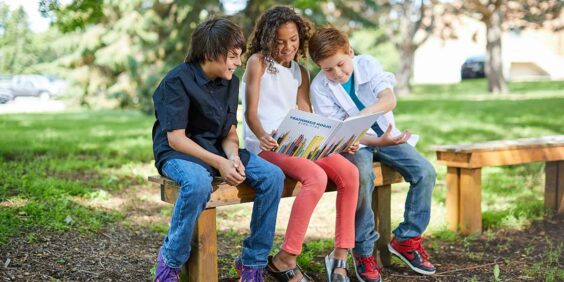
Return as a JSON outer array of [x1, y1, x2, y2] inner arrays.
[[159, 78, 190, 131], [361, 55, 396, 95]]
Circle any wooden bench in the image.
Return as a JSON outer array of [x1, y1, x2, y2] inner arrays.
[[434, 135, 564, 235], [149, 162, 404, 282]]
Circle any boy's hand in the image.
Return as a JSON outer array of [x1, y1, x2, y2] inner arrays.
[[346, 142, 360, 155], [259, 130, 279, 151], [229, 155, 246, 177], [379, 125, 411, 146], [218, 158, 245, 186]]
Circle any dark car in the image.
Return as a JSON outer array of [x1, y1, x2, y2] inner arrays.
[[461, 55, 485, 79]]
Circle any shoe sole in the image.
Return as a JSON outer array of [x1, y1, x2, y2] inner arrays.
[[324, 254, 333, 282], [350, 254, 382, 282], [387, 243, 436, 275]]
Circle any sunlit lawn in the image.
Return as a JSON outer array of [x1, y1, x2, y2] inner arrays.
[[1, 79, 563, 245]]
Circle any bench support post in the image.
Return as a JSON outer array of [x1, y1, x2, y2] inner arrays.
[[545, 161, 564, 214], [446, 167, 482, 235], [182, 208, 218, 282], [373, 184, 392, 267]]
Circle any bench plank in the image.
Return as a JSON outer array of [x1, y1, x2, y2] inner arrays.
[[153, 162, 403, 207]]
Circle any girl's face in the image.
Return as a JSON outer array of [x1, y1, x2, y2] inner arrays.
[[272, 21, 299, 67]]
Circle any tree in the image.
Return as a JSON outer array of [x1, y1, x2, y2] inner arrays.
[[459, 0, 562, 94], [326, 0, 445, 95], [41, 0, 220, 112], [0, 5, 34, 74]]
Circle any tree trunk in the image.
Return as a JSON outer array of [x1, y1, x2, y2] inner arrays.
[[485, 8, 507, 94], [396, 45, 415, 96]]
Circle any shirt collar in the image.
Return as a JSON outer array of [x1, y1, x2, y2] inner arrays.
[[191, 63, 228, 87]]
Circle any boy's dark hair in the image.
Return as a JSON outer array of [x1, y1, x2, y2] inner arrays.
[[309, 26, 350, 64], [248, 6, 312, 72], [185, 17, 246, 64]]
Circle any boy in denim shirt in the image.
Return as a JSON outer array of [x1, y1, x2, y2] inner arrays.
[[152, 18, 284, 282], [309, 27, 437, 281]]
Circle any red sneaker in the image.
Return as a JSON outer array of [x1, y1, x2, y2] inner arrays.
[[352, 254, 382, 282], [388, 236, 436, 275]]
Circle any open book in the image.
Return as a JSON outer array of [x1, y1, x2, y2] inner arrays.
[[272, 109, 382, 160]]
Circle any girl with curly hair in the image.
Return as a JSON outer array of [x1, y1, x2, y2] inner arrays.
[[242, 6, 360, 282]]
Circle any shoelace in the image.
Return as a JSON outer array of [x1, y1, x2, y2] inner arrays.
[[403, 237, 429, 261], [358, 256, 380, 272]]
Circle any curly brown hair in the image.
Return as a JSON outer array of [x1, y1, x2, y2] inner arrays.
[[247, 6, 312, 73]]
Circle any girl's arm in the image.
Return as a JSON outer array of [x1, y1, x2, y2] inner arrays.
[[297, 64, 312, 113], [244, 54, 278, 150]]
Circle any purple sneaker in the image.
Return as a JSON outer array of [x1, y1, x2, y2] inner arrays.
[[154, 249, 180, 282], [234, 257, 264, 282]]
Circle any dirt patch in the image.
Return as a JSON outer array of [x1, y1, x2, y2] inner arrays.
[[1, 215, 562, 281]]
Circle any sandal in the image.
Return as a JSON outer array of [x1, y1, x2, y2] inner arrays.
[[266, 255, 312, 282], [324, 251, 350, 282]]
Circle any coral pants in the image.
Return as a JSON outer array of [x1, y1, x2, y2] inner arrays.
[[259, 151, 359, 254]]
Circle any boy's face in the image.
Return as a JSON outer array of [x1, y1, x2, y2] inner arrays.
[[273, 21, 299, 67], [207, 48, 242, 81], [317, 47, 354, 84]]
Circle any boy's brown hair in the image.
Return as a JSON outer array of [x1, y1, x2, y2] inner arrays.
[[308, 26, 351, 63], [185, 17, 246, 64]]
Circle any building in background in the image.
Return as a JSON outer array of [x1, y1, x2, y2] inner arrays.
[[413, 15, 564, 84]]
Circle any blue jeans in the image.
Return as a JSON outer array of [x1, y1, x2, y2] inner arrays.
[[160, 153, 285, 268], [344, 143, 435, 256]]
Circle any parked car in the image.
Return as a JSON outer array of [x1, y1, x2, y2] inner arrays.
[[0, 75, 66, 100], [461, 55, 485, 79], [0, 88, 13, 104]]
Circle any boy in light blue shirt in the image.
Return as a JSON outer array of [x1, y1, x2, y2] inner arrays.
[[309, 27, 437, 282]]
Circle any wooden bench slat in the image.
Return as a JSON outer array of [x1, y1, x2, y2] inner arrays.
[[433, 135, 564, 153], [152, 162, 404, 207]]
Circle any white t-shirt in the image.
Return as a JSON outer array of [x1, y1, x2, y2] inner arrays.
[[242, 60, 302, 154]]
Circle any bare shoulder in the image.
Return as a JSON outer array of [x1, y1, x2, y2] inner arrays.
[[246, 53, 267, 72]]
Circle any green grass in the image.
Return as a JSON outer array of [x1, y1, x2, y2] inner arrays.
[[1, 80, 563, 245], [0, 110, 153, 244]]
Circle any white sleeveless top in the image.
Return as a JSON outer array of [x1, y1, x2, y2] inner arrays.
[[242, 60, 302, 154]]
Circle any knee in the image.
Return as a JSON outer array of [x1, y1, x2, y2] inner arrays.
[[304, 166, 328, 197], [421, 161, 436, 183], [177, 173, 213, 199]]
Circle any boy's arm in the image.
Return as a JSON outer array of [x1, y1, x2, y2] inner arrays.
[[296, 65, 312, 113], [167, 130, 245, 185], [358, 88, 397, 116], [221, 125, 246, 177], [244, 55, 278, 150]]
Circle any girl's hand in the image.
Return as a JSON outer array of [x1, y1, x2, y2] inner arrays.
[[259, 130, 278, 151], [346, 142, 360, 155]]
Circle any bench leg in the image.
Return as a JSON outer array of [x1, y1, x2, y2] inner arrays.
[[373, 184, 392, 267], [182, 208, 218, 282], [545, 161, 564, 214], [446, 167, 482, 234]]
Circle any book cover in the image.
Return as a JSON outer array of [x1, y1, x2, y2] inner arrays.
[[272, 109, 382, 160]]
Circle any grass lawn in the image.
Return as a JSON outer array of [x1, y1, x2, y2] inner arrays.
[[0, 79, 563, 280]]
